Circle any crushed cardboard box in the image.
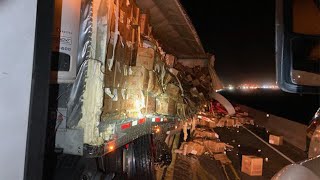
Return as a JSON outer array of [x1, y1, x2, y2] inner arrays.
[[203, 140, 226, 153], [214, 154, 232, 164], [193, 129, 219, 139], [166, 83, 180, 98], [175, 142, 205, 156]]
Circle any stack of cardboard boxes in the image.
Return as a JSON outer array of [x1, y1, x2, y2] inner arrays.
[[102, 0, 186, 119]]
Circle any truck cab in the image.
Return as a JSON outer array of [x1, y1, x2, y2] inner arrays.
[[273, 0, 320, 179]]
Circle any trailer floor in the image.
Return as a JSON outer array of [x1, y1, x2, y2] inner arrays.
[[160, 125, 307, 180]]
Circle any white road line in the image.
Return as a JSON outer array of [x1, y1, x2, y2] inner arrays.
[[242, 126, 295, 164]]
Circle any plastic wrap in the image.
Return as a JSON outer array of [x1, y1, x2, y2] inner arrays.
[[66, 0, 93, 128], [67, 61, 88, 128], [77, 0, 93, 70], [107, 0, 119, 70]]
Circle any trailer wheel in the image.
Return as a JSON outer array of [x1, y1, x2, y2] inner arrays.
[[131, 134, 155, 180], [103, 134, 155, 179]]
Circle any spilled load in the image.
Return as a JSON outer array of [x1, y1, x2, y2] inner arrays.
[[53, 0, 226, 158]]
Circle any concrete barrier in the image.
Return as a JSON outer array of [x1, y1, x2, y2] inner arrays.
[[238, 105, 308, 151]]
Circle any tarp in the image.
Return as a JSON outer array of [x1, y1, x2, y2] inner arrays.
[[136, 0, 206, 59]]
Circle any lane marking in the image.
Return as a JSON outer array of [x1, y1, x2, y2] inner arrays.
[[242, 126, 295, 164]]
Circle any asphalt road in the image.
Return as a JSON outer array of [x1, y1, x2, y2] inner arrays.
[[163, 125, 307, 180]]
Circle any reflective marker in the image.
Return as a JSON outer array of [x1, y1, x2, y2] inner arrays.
[[121, 122, 131, 130], [132, 120, 138, 126], [156, 117, 161, 122], [138, 118, 146, 124]]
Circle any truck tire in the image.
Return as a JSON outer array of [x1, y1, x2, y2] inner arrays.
[[104, 134, 155, 179], [131, 134, 155, 180], [104, 147, 124, 174]]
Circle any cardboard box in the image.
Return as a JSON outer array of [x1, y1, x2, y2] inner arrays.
[[164, 72, 174, 85], [269, 134, 283, 145], [190, 87, 199, 97], [186, 74, 193, 82], [166, 83, 180, 98], [165, 54, 176, 68], [192, 79, 200, 87], [199, 120, 207, 126], [216, 119, 226, 127], [181, 142, 205, 156], [193, 129, 219, 139], [226, 118, 235, 127], [241, 155, 263, 176], [136, 47, 155, 70], [214, 154, 232, 164], [203, 140, 225, 153], [114, 61, 124, 88], [103, 88, 122, 114], [176, 103, 186, 117], [235, 119, 243, 127], [151, 76, 162, 97], [125, 66, 149, 90], [207, 120, 217, 128], [156, 95, 176, 115], [142, 94, 156, 115], [119, 0, 135, 40], [122, 89, 145, 112], [147, 71, 155, 92], [139, 13, 149, 35], [169, 68, 179, 76]]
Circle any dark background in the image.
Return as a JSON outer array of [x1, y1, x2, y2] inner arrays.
[[180, 0, 275, 86], [180, 1, 319, 123]]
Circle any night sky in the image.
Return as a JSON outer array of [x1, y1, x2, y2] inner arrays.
[[180, 0, 276, 86]]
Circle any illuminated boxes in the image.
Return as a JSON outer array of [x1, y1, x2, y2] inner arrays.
[[156, 95, 176, 115], [147, 71, 155, 92], [124, 66, 149, 90], [166, 83, 180, 98], [269, 134, 283, 146], [241, 155, 263, 176], [142, 94, 156, 115], [151, 75, 162, 97], [122, 89, 145, 112], [136, 47, 155, 70], [103, 88, 122, 114]]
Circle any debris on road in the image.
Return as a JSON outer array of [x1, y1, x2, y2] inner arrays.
[[269, 134, 284, 146], [241, 155, 263, 176]]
